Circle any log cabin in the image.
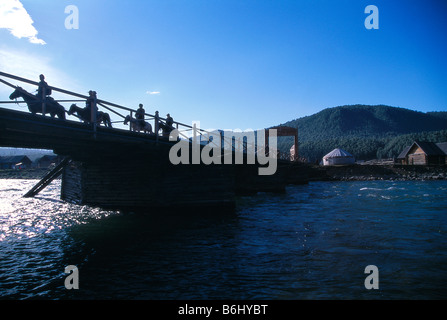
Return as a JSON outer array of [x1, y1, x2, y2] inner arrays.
[[397, 141, 447, 165], [0, 155, 32, 169]]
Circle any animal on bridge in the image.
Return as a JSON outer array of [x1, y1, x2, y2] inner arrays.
[[158, 121, 175, 136], [124, 115, 153, 134], [68, 104, 113, 128], [9, 86, 66, 120]]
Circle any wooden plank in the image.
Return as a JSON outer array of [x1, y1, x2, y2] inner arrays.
[[24, 158, 70, 197]]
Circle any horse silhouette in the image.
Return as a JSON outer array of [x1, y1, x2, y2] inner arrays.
[[158, 121, 174, 137], [9, 87, 66, 120], [68, 104, 112, 128], [124, 115, 152, 134]]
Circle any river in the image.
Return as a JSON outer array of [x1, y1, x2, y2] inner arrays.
[[1, 179, 446, 299]]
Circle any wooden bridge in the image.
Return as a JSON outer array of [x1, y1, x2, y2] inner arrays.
[[0, 71, 306, 212]]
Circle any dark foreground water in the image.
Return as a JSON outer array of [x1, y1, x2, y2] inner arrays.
[[1, 179, 446, 300]]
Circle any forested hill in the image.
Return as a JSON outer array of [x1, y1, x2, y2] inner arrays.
[[276, 105, 447, 162]]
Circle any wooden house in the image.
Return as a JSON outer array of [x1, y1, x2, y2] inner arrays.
[[0, 155, 33, 169], [36, 155, 61, 168], [397, 141, 447, 165]]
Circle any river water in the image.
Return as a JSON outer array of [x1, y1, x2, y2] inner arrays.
[[1, 179, 446, 300]]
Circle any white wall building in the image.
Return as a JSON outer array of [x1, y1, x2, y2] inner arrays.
[[322, 148, 355, 166]]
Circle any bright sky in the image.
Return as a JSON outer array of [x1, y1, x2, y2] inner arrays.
[[0, 0, 446, 131]]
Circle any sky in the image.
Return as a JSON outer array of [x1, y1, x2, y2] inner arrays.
[[0, 0, 446, 131]]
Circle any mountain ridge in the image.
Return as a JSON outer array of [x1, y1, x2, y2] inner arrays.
[[276, 105, 447, 161]]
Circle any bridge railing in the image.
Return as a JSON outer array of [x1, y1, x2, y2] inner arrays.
[[0, 70, 275, 157], [0, 71, 191, 138]]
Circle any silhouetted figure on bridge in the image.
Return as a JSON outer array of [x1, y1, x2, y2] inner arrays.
[[9, 86, 65, 119], [136, 103, 145, 127], [68, 103, 112, 128], [85, 90, 98, 123], [158, 113, 175, 136], [37, 74, 51, 100], [166, 113, 174, 129]]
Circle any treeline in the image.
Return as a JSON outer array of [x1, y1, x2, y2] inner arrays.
[[275, 105, 447, 162], [377, 129, 447, 159], [278, 130, 447, 162]]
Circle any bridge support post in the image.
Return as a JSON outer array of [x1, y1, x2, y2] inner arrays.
[[24, 158, 71, 198], [91, 96, 97, 138], [155, 111, 159, 143]]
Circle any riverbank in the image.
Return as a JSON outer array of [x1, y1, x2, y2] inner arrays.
[[309, 164, 447, 182], [2, 164, 447, 182], [0, 168, 56, 179]]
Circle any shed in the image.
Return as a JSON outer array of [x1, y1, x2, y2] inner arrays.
[[398, 141, 447, 165], [322, 148, 355, 166], [436, 142, 447, 159], [36, 155, 61, 168], [397, 146, 412, 163]]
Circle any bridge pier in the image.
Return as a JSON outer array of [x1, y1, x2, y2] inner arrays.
[[59, 159, 308, 212], [61, 155, 236, 212]]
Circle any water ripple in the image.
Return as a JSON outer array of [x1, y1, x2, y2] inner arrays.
[[1, 179, 447, 299]]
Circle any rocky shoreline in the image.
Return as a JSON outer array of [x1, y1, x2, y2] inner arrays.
[[309, 164, 447, 182], [2, 165, 447, 183]]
